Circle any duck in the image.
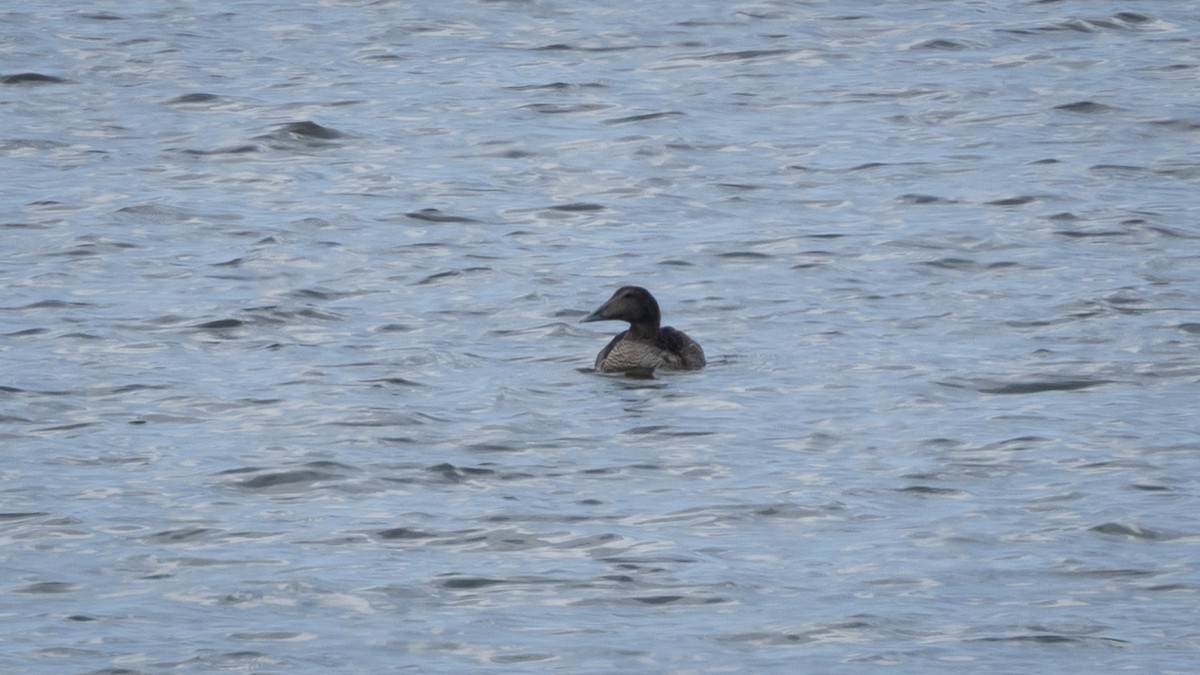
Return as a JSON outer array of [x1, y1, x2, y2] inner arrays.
[[580, 286, 706, 373]]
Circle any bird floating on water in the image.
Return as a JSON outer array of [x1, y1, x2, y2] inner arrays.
[[580, 286, 705, 374]]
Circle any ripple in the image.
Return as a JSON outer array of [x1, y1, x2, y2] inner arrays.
[[897, 193, 957, 205], [1, 72, 69, 85], [405, 208, 479, 223], [438, 576, 508, 589], [694, 49, 794, 62], [986, 195, 1039, 206], [909, 39, 971, 51], [940, 378, 1112, 394], [146, 527, 223, 544], [969, 633, 1129, 646], [165, 92, 224, 104], [603, 111, 685, 125], [521, 103, 610, 114], [1055, 101, 1119, 114], [276, 121, 344, 139], [15, 582, 80, 594], [547, 202, 604, 212], [1089, 522, 1177, 541], [254, 121, 348, 149]]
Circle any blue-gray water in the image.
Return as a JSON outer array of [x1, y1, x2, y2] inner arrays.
[[3, 1, 1199, 672]]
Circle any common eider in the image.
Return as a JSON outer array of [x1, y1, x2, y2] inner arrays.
[[580, 286, 706, 373]]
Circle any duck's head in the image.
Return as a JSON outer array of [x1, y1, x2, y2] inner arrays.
[[580, 286, 661, 329]]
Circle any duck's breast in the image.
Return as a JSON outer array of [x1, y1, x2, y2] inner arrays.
[[596, 332, 671, 372]]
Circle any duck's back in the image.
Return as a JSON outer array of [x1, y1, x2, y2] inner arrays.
[[595, 327, 705, 373]]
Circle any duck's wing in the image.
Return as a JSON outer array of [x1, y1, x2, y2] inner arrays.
[[681, 337, 706, 369], [659, 327, 706, 370]]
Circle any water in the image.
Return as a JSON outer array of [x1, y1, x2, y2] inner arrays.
[[3, 1, 1199, 672]]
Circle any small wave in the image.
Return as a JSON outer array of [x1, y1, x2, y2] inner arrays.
[[253, 121, 348, 149], [940, 377, 1111, 395], [1055, 100, 1118, 114], [1089, 522, 1177, 541], [603, 111, 684, 125], [165, 92, 224, 105], [1, 72, 69, 85], [406, 208, 479, 223], [908, 39, 971, 51]]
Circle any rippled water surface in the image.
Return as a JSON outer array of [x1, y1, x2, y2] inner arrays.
[[3, 1, 1200, 672]]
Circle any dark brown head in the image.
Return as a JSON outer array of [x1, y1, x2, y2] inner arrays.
[[580, 286, 662, 335]]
